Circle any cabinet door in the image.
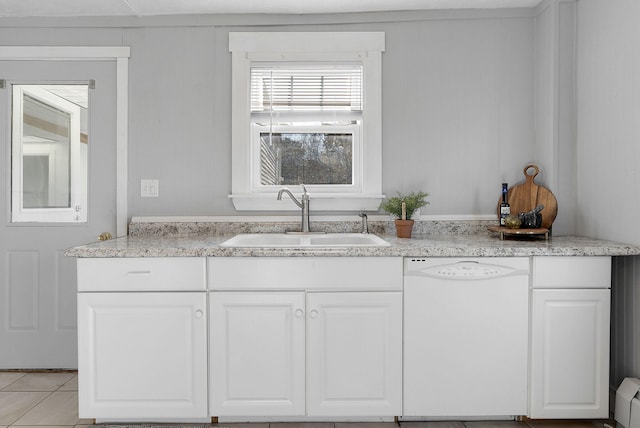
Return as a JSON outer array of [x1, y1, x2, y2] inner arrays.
[[210, 292, 305, 416], [530, 289, 611, 419], [77, 292, 208, 420], [306, 292, 402, 416]]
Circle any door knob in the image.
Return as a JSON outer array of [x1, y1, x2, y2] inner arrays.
[[98, 232, 112, 241]]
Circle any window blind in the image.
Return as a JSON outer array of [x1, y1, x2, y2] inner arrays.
[[250, 64, 363, 114]]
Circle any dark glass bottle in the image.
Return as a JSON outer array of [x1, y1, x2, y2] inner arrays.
[[500, 183, 510, 226]]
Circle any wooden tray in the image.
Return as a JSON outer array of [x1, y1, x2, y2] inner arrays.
[[497, 164, 558, 230], [488, 225, 550, 240]]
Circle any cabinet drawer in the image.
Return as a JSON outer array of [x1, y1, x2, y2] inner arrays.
[[78, 257, 206, 291], [532, 256, 611, 289]]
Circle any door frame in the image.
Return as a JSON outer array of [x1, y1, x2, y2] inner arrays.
[[0, 46, 130, 236]]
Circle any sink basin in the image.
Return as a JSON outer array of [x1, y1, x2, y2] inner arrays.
[[220, 233, 390, 248]]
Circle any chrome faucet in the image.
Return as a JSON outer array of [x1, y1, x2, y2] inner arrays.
[[277, 184, 310, 233], [358, 212, 369, 234]]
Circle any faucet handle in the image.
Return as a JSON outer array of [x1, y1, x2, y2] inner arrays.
[[300, 184, 308, 194]]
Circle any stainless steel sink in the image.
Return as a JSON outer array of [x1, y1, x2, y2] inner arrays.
[[220, 233, 390, 248]]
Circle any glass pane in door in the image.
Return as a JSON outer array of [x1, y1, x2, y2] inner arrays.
[[12, 84, 88, 222]]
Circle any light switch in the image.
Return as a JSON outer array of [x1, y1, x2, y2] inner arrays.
[[141, 179, 159, 197]]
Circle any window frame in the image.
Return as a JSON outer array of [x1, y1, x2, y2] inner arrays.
[[11, 84, 86, 222], [229, 32, 385, 211]]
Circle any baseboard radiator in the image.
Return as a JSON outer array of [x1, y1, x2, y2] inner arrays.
[[616, 378, 640, 428]]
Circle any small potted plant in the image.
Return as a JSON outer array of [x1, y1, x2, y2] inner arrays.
[[380, 191, 429, 238]]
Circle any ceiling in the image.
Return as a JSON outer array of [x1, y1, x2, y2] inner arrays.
[[0, 0, 543, 18]]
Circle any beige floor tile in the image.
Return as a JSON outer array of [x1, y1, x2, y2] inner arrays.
[[0, 372, 25, 390], [3, 372, 76, 392], [0, 391, 49, 425], [12, 391, 81, 426], [58, 374, 78, 391]]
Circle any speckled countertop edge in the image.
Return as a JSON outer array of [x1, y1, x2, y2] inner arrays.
[[64, 233, 640, 258]]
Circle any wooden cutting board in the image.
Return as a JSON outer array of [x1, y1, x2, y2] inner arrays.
[[498, 164, 558, 229]]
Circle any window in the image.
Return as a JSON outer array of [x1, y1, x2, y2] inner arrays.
[[11, 84, 88, 222], [229, 32, 385, 211]]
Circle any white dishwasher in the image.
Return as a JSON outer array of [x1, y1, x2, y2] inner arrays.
[[403, 257, 529, 418]]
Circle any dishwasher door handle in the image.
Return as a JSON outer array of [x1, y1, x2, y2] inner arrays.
[[409, 261, 528, 280]]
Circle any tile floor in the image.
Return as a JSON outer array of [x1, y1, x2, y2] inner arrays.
[[0, 372, 617, 428], [0, 371, 91, 428]]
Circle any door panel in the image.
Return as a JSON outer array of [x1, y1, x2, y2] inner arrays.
[[210, 291, 306, 416], [77, 292, 208, 419], [306, 292, 403, 416], [7, 250, 39, 330], [530, 288, 611, 418], [0, 60, 117, 368]]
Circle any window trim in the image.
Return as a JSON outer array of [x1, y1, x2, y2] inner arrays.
[[11, 85, 85, 222], [229, 32, 385, 211]]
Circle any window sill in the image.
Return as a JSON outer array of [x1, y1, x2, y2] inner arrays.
[[229, 193, 384, 212]]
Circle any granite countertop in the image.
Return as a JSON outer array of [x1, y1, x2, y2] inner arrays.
[[64, 233, 640, 258]]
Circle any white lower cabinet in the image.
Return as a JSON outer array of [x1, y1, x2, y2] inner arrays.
[[210, 291, 402, 417], [77, 292, 208, 420], [74, 254, 616, 422], [529, 256, 611, 419], [306, 292, 402, 416], [76, 257, 208, 421], [210, 292, 306, 416]]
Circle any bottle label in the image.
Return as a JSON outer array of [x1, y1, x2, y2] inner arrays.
[[500, 206, 510, 226]]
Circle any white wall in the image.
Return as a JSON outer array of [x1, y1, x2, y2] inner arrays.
[[0, 9, 541, 223], [574, 0, 640, 385]]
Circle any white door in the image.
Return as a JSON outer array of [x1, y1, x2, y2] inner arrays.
[[210, 291, 306, 416], [0, 60, 117, 368], [306, 292, 403, 417], [530, 288, 611, 419], [77, 292, 208, 420]]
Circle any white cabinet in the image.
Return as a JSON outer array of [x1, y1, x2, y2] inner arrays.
[[529, 256, 611, 419], [306, 292, 402, 416], [77, 258, 208, 421], [209, 292, 306, 416], [208, 255, 404, 420], [210, 290, 402, 417]]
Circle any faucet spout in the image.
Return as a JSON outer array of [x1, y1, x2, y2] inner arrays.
[[358, 212, 369, 234], [277, 184, 311, 233], [277, 188, 303, 208]]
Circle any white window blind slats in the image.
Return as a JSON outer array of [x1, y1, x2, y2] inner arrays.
[[251, 65, 363, 113]]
